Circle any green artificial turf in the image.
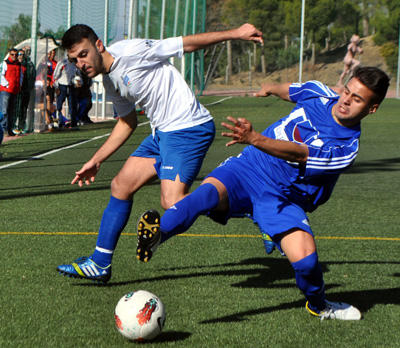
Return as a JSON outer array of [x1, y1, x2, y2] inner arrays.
[[0, 96, 399, 347]]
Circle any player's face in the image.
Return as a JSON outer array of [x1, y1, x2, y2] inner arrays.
[[332, 77, 378, 128], [67, 38, 105, 78]]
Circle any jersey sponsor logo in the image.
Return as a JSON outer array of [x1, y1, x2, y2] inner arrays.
[[274, 107, 320, 146]]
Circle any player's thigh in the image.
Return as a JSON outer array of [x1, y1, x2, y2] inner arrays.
[[111, 156, 158, 200]]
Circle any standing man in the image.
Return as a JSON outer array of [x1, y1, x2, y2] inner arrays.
[[135, 67, 389, 320], [0, 48, 23, 136], [14, 49, 33, 134], [53, 57, 79, 129], [56, 23, 263, 282]]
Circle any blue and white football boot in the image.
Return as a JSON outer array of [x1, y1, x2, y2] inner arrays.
[[57, 256, 111, 283]]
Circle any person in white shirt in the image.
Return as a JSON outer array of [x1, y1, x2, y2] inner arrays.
[[56, 23, 263, 282], [53, 58, 79, 129]]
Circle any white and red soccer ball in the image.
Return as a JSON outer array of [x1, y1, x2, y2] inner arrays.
[[115, 290, 166, 342]]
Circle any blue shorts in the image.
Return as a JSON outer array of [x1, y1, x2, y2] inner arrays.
[[132, 120, 215, 186], [206, 154, 313, 251]]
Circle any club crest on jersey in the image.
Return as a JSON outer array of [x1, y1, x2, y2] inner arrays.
[[145, 39, 155, 48], [121, 75, 131, 87]]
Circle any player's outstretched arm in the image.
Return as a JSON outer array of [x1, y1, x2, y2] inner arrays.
[[221, 116, 308, 165], [182, 23, 263, 53], [71, 110, 138, 187], [254, 82, 292, 101]]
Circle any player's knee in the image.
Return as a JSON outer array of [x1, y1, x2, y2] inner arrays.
[[160, 194, 184, 210], [292, 252, 320, 275], [110, 176, 134, 200]]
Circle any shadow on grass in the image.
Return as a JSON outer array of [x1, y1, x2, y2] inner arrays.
[[74, 257, 400, 323], [200, 287, 400, 324], [152, 331, 191, 343], [346, 157, 400, 174]]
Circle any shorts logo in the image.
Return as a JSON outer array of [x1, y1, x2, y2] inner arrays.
[[162, 165, 174, 170], [302, 219, 310, 227]]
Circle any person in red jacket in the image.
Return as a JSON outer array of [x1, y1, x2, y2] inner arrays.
[[0, 48, 23, 136]]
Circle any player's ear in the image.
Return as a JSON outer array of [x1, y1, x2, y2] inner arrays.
[[368, 104, 379, 114], [95, 39, 105, 53]]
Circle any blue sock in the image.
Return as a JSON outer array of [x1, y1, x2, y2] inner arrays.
[[92, 196, 133, 267], [160, 183, 220, 243], [291, 252, 326, 312]]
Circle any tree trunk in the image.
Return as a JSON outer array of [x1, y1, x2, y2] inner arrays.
[[311, 42, 316, 66], [261, 45, 266, 75], [253, 44, 257, 70], [227, 40, 232, 83], [363, 16, 369, 37]]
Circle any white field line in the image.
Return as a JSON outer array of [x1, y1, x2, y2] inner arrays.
[[0, 95, 232, 171], [0, 121, 150, 170]]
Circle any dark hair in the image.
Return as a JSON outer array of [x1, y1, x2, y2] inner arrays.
[[352, 66, 390, 105], [62, 24, 99, 50]]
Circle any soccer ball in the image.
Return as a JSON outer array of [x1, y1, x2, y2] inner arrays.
[[115, 290, 166, 342], [73, 75, 82, 87]]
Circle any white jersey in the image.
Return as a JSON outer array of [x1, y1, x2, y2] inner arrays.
[[104, 37, 212, 132]]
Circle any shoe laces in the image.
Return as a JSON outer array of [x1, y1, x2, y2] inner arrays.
[[73, 256, 91, 264], [319, 301, 342, 321]]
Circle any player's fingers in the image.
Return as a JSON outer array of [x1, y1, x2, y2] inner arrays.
[[221, 122, 237, 132], [221, 132, 235, 138], [225, 140, 237, 147], [71, 175, 80, 185], [226, 116, 238, 124]]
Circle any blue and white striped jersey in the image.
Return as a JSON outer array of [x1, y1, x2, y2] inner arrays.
[[242, 80, 361, 212]]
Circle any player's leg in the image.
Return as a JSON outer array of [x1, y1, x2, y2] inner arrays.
[[56, 86, 67, 126], [57, 156, 158, 282], [280, 229, 361, 320], [136, 177, 228, 262], [136, 121, 217, 261]]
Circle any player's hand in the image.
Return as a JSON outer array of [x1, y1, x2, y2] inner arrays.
[[236, 24, 263, 45], [71, 160, 100, 187], [254, 83, 273, 98], [221, 116, 256, 147]]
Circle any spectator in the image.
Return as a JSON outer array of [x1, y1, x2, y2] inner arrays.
[[13, 49, 34, 134], [73, 72, 94, 125], [53, 58, 79, 130], [45, 76, 57, 131], [21, 46, 36, 133], [337, 34, 363, 87], [0, 48, 23, 136], [47, 49, 58, 84]]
